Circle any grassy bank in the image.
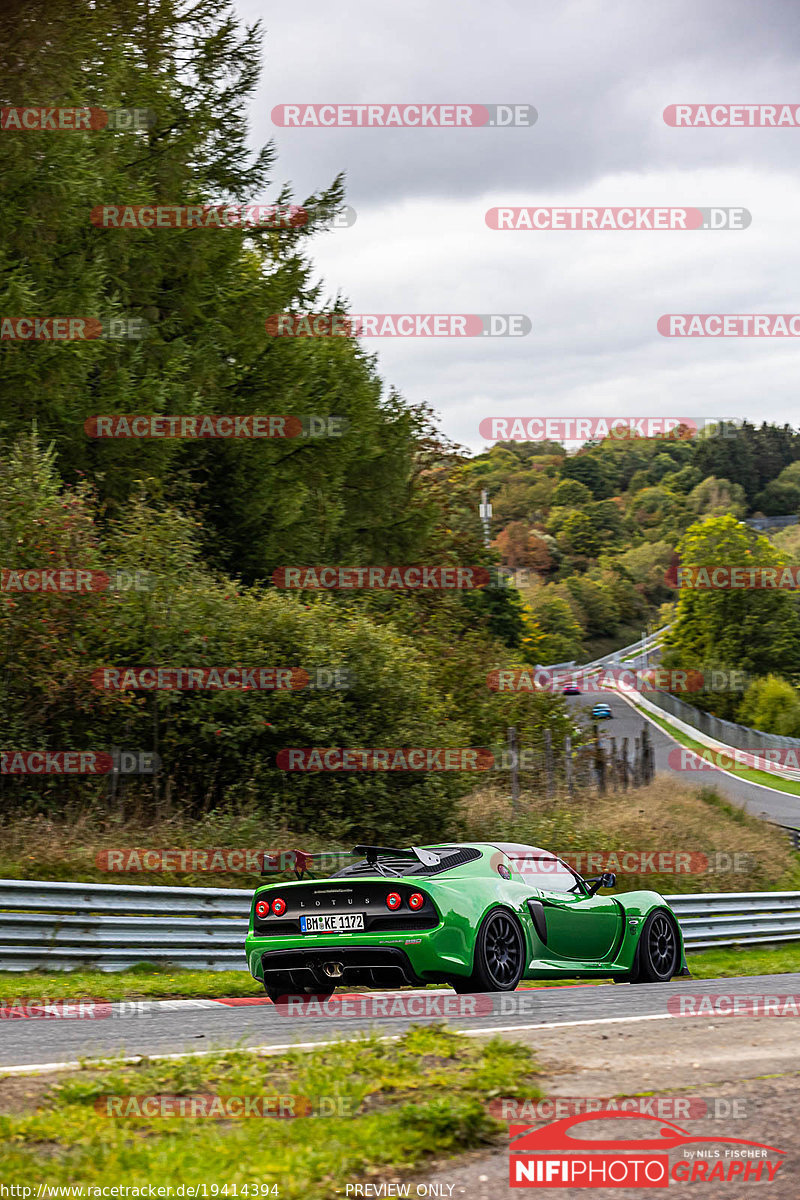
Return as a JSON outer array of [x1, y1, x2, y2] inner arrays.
[[455, 778, 800, 894], [0, 1027, 541, 1194], [1, 778, 796, 894]]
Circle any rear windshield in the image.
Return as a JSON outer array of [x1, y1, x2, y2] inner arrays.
[[332, 846, 481, 878]]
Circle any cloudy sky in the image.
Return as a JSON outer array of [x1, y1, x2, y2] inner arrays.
[[236, 0, 800, 452]]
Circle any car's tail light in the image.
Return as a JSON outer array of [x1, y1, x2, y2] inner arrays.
[[271, 897, 286, 916], [255, 900, 269, 919], [386, 892, 402, 910], [408, 892, 424, 910]]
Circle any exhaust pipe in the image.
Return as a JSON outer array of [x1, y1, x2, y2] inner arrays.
[[322, 961, 344, 978]]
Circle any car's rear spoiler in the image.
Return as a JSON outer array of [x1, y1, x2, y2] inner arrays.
[[260, 844, 442, 879], [353, 845, 442, 867]]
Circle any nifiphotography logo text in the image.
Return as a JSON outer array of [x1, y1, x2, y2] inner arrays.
[[509, 1110, 784, 1187]]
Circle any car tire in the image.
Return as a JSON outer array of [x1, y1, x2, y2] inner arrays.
[[629, 909, 680, 983], [451, 908, 525, 993]]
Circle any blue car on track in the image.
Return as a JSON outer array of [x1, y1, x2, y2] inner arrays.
[[592, 702, 613, 720]]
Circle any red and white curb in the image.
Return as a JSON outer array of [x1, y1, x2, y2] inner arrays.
[[0, 983, 594, 1021], [0, 995, 274, 1020]]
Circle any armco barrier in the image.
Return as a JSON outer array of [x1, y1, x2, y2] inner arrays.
[[0, 880, 250, 972], [666, 892, 800, 950], [539, 628, 668, 676], [646, 687, 800, 752], [0, 879, 797, 970]]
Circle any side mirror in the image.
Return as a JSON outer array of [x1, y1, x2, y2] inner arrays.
[[585, 871, 616, 895]]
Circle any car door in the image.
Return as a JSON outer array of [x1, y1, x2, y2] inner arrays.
[[526, 856, 621, 963]]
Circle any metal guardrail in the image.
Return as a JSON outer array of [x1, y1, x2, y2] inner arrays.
[[779, 825, 800, 852], [539, 628, 668, 676], [0, 880, 250, 972], [665, 892, 800, 950], [646, 686, 800, 752], [745, 515, 799, 531], [0, 880, 798, 970]]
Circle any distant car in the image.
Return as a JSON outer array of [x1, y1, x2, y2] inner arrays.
[[562, 683, 581, 695], [592, 702, 613, 719]]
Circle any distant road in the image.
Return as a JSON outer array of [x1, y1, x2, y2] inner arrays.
[[566, 690, 800, 827]]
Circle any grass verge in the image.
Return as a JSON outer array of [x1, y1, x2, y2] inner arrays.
[[683, 942, 800, 979], [0, 1027, 541, 1195], [2, 940, 799, 1001]]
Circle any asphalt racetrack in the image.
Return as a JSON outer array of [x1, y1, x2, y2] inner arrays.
[[1, 973, 797, 1073]]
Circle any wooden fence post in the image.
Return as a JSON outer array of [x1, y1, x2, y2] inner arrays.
[[508, 726, 520, 815], [593, 723, 606, 795], [544, 728, 555, 799], [564, 734, 574, 800], [609, 737, 618, 792], [641, 724, 654, 783]]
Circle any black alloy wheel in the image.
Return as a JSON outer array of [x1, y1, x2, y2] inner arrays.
[[452, 908, 525, 993], [630, 909, 680, 983]]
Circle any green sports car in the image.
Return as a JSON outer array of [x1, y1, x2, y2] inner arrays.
[[245, 843, 688, 998]]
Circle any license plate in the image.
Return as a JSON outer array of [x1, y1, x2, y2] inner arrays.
[[300, 913, 365, 933]]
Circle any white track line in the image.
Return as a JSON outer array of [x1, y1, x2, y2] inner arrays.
[[0, 1011, 682, 1076]]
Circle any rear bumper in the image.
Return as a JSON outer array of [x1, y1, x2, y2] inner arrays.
[[245, 924, 473, 985], [258, 946, 426, 990]]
